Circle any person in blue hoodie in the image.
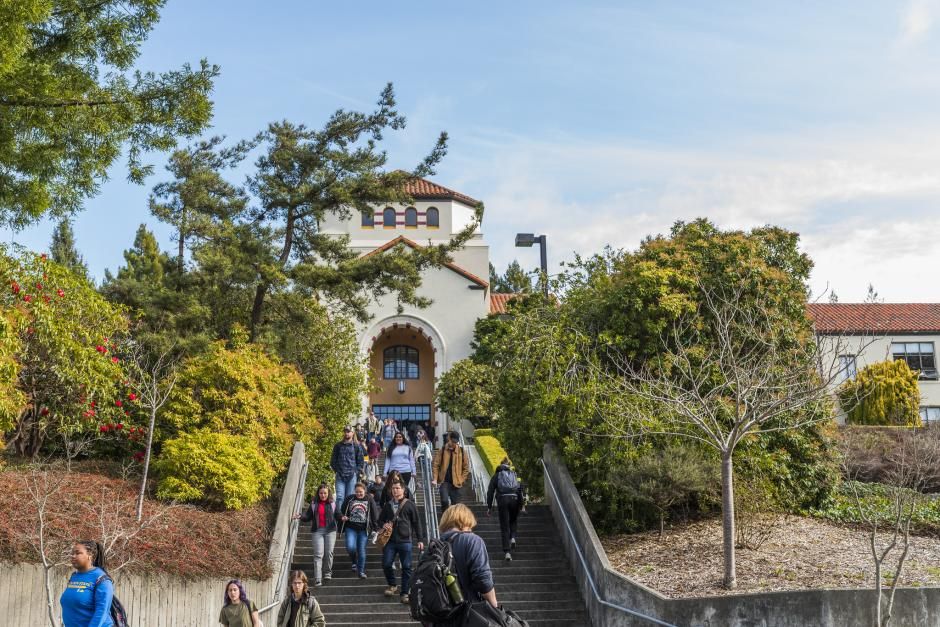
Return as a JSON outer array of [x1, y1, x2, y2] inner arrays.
[[60, 539, 113, 627]]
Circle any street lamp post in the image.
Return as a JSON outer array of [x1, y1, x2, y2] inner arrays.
[[514, 232, 548, 297]]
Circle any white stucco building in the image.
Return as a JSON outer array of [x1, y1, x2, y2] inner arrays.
[[320, 177, 500, 442], [809, 303, 940, 423]]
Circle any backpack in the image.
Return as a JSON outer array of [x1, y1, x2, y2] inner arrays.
[[461, 601, 530, 627], [409, 536, 466, 624], [496, 468, 518, 496], [93, 573, 129, 627]]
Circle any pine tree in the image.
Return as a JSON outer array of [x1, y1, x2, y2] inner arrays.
[[49, 219, 88, 280], [491, 260, 534, 293]]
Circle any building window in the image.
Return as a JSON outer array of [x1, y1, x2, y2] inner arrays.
[[891, 342, 938, 380], [362, 211, 374, 228], [837, 355, 857, 383], [920, 406, 940, 424], [372, 404, 431, 423], [383, 345, 419, 379], [382, 207, 396, 228], [426, 207, 439, 228], [404, 207, 418, 227]]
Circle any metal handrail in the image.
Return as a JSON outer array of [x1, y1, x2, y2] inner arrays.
[[539, 457, 676, 627], [456, 426, 486, 502], [259, 460, 308, 615], [419, 451, 440, 540]]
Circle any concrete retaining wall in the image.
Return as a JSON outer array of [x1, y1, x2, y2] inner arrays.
[[542, 442, 940, 627]]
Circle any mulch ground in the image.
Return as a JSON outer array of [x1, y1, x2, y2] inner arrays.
[[602, 516, 940, 598], [0, 464, 273, 579]]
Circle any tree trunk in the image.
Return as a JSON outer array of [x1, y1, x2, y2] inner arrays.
[[249, 208, 295, 342], [249, 282, 268, 342], [721, 450, 737, 590], [137, 404, 158, 522]]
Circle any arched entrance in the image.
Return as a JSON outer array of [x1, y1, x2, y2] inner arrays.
[[363, 316, 445, 442]]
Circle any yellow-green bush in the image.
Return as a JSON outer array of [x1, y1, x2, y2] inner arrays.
[[838, 360, 921, 427], [155, 430, 275, 509], [473, 430, 510, 477]]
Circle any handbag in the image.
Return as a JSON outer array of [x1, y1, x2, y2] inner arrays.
[[377, 498, 408, 547], [461, 602, 530, 627]]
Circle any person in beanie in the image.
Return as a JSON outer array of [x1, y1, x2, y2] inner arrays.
[[486, 458, 525, 561], [330, 425, 364, 509]]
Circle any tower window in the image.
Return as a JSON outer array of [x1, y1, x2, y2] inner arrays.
[[426, 207, 439, 228], [405, 207, 418, 227], [384, 345, 419, 379], [362, 211, 375, 227], [382, 207, 396, 228]]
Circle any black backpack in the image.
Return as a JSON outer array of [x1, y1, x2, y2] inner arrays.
[[461, 601, 530, 627], [409, 536, 466, 624], [93, 573, 129, 627], [496, 469, 518, 496]]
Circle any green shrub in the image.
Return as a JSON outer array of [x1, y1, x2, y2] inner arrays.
[[813, 480, 940, 534], [474, 432, 509, 477], [155, 430, 274, 509], [838, 360, 921, 427]]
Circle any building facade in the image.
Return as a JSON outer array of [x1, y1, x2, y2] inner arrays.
[[320, 177, 498, 442], [809, 303, 940, 423]]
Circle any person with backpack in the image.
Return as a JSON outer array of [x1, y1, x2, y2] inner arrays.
[[486, 458, 525, 561], [432, 431, 469, 514], [276, 570, 326, 627], [61, 540, 116, 627], [380, 417, 398, 450], [338, 481, 380, 577], [330, 425, 365, 511], [377, 480, 425, 604], [384, 431, 417, 488], [219, 579, 261, 627], [439, 504, 497, 607], [293, 483, 338, 587]]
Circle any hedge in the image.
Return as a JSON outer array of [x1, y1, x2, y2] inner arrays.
[[473, 429, 509, 477]]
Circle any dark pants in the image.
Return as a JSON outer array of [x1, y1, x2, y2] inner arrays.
[[382, 540, 413, 592], [497, 494, 520, 553], [439, 482, 461, 514], [400, 471, 412, 488]]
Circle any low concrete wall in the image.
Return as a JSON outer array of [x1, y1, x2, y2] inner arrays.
[[542, 442, 940, 627], [2, 442, 306, 627]]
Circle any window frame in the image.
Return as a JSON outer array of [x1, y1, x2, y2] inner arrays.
[[891, 341, 938, 380], [919, 406, 940, 424], [426, 207, 440, 228], [372, 404, 431, 423], [837, 354, 857, 383], [404, 207, 418, 228], [361, 210, 375, 228], [383, 345, 419, 380], [382, 207, 397, 228]]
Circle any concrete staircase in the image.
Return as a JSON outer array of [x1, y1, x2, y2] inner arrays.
[[290, 447, 590, 626]]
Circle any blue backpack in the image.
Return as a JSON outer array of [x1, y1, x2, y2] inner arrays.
[[93, 573, 129, 627]]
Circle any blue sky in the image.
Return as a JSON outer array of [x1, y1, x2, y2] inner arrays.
[[7, 1, 940, 301]]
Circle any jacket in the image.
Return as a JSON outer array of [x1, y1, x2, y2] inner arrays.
[[338, 493, 380, 534], [432, 444, 470, 488], [276, 593, 325, 627], [377, 497, 425, 544], [486, 463, 524, 509], [441, 529, 494, 602], [299, 499, 337, 533], [330, 440, 364, 479]]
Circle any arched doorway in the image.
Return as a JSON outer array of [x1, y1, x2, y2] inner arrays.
[[366, 319, 442, 442]]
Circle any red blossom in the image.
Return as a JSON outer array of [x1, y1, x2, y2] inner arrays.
[[99, 424, 108, 432], [23, 295, 31, 303], [39, 407, 49, 416], [95, 345, 106, 353], [35, 282, 42, 291], [111, 356, 119, 363], [116, 423, 123, 430], [128, 393, 137, 401], [115, 400, 123, 407], [57, 289, 65, 298], [10, 281, 19, 294]]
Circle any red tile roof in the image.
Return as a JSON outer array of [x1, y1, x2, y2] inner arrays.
[[403, 177, 481, 207], [807, 303, 940, 334], [490, 293, 518, 315], [360, 236, 488, 288]]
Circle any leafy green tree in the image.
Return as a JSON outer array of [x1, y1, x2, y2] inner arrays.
[[435, 359, 497, 427], [49, 219, 88, 280], [0, 1, 217, 227], [243, 84, 481, 340], [838, 360, 921, 426], [1, 248, 129, 457], [490, 260, 534, 294]]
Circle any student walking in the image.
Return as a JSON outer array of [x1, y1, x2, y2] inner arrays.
[[377, 481, 426, 604], [379, 470, 412, 507], [295, 484, 338, 587], [486, 458, 524, 561], [380, 418, 398, 451], [438, 504, 498, 607], [60, 540, 114, 627], [432, 431, 469, 514], [415, 429, 432, 461], [276, 570, 325, 627], [330, 425, 364, 509], [218, 579, 261, 627], [384, 431, 416, 488], [338, 481, 380, 577]]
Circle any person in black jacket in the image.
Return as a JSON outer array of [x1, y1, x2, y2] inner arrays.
[[338, 481, 380, 578], [293, 483, 337, 587], [486, 459, 525, 561], [377, 480, 425, 604]]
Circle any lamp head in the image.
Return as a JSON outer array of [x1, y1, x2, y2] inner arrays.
[[515, 233, 536, 247]]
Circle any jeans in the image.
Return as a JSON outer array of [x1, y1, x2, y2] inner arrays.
[[439, 482, 461, 514], [383, 435, 393, 450], [382, 540, 413, 593], [311, 528, 336, 582], [345, 527, 369, 574], [497, 494, 521, 553], [335, 474, 357, 510]]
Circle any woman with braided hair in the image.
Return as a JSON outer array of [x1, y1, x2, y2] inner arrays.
[[60, 540, 114, 627]]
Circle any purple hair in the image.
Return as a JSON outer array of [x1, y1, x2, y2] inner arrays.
[[223, 579, 250, 606]]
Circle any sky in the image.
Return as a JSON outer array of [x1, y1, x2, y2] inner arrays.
[[7, 1, 940, 301]]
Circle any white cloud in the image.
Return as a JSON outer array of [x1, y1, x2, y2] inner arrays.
[[899, 0, 936, 46]]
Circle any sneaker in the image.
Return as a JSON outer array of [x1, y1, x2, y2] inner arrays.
[[510, 537, 516, 549], [400, 593, 410, 604], [504, 552, 512, 561], [383, 585, 400, 597], [323, 573, 331, 580], [351, 563, 358, 571], [358, 571, 367, 579], [314, 580, 322, 587]]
